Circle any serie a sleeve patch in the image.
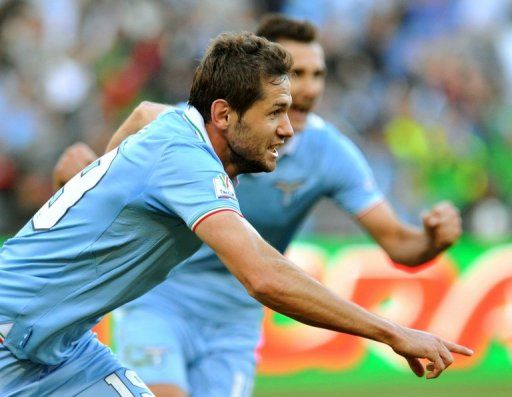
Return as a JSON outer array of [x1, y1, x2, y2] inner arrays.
[[213, 173, 237, 200]]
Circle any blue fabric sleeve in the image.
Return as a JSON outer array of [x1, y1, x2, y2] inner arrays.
[[323, 127, 384, 215], [145, 142, 241, 230]]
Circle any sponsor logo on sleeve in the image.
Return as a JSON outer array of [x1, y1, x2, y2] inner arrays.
[[213, 174, 237, 200]]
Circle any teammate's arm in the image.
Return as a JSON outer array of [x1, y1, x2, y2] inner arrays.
[[106, 101, 170, 151], [52, 142, 98, 190], [53, 101, 169, 189], [357, 201, 461, 267], [195, 210, 472, 379]]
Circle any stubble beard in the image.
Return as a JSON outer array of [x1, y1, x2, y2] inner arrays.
[[227, 119, 273, 174]]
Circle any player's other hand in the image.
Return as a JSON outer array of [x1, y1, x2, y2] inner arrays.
[[422, 201, 461, 252], [390, 325, 473, 379], [53, 142, 98, 190]]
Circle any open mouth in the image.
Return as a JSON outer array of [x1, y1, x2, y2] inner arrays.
[[268, 144, 282, 158]]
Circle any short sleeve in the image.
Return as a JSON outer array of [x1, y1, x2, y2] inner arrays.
[[145, 142, 242, 231], [324, 129, 384, 216]]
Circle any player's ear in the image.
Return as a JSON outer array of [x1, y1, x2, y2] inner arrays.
[[210, 99, 232, 130]]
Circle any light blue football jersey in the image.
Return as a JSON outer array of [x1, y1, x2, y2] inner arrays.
[[0, 106, 241, 365], [126, 113, 384, 324]]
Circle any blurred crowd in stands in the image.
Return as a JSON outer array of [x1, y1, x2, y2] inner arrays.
[[1, 0, 512, 241]]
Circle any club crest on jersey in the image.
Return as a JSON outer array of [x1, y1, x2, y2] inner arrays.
[[275, 179, 304, 206], [213, 174, 236, 200]]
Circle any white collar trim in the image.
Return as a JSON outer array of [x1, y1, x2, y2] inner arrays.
[[183, 105, 213, 149], [183, 105, 239, 186]]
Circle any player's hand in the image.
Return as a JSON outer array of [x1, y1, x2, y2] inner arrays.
[[390, 326, 473, 379], [53, 142, 98, 190], [422, 201, 461, 252]]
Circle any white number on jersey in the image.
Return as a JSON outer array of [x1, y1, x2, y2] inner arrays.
[[104, 370, 153, 397], [32, 148, 119, 230]]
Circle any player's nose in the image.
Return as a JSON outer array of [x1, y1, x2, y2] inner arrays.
[[278, 113, 294, 139], [302, 76, 322, 100]]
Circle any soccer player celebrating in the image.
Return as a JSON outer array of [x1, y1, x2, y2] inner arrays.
[[50, 22, 466, 397]]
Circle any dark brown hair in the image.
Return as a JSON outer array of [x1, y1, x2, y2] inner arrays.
[[189, 32, 293, 123], [256, 14, 317, 43]]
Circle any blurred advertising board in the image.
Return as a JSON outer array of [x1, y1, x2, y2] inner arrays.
[[256, 236, 512, 395]]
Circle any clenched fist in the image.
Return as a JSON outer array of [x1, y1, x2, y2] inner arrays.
[[422, 201, 461, 252]]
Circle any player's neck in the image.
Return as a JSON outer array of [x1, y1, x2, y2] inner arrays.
[[205, 124, 238, 179]]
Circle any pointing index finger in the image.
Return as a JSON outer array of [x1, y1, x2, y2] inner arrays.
[[443, 340, 473, 356]]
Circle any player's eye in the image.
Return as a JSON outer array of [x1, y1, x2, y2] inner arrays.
[[291, 70, 303, 78], [314, 69, 327, 78]]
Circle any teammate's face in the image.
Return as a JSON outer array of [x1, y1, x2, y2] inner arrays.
[[279, 40, 326, 132], [226, 76, 293, 173]]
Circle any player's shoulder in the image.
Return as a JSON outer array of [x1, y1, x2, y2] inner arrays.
[[131, 106, 209, 151], [302, 113, 358, 152], [151, 106, 192, 138], [118, 108, 220, 182], [157, 106, 222, 167]]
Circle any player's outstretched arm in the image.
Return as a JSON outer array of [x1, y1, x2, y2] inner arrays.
[[105, 101, 170, 152], [195, 211, 472, 379], [358, 201, 461, 267]]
